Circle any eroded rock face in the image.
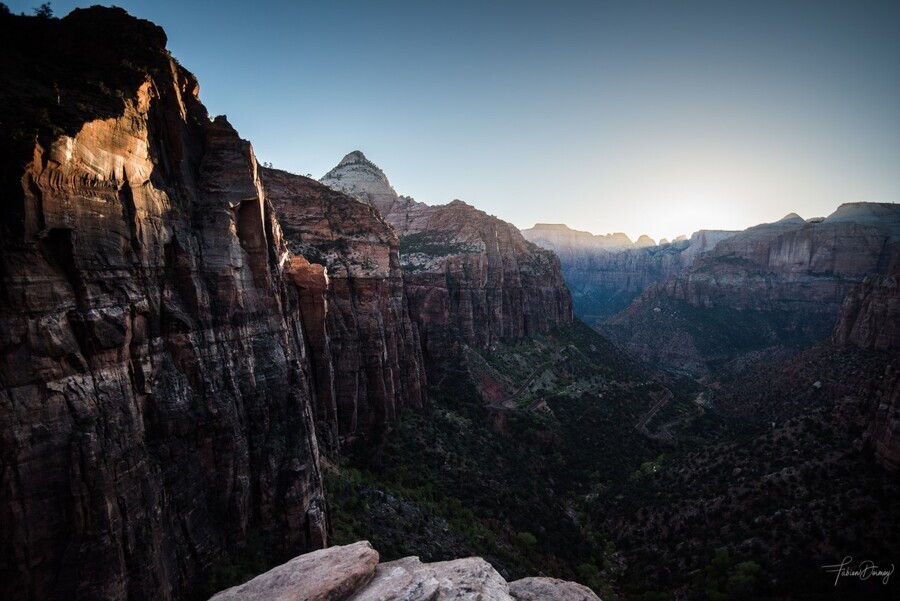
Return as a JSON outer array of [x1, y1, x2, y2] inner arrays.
[[606, 205, 900, 375], [523, 224, 737, 323], [261, 167, 426, 446], [321, 152, 573, 366], [209, 541, 602, 601], [832, 271, 900, 350], [1, 8, 326, 601], [832, 269, 900, 471]]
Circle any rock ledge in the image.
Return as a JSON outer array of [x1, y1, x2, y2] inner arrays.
[[209, 541, 602, 601]]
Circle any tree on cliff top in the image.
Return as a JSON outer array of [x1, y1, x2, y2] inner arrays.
[[33, 2, 53, 18]]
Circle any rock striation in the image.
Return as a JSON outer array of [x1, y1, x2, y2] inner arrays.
[[321, 152, 573, 366], [605, 204, 900, 374], [832, 269, 900, 471], [260, 167, 426, 447], [0, 8, 338, 600], [523, 224, 737, 323], [0, 9, 575, 600], [209, 541, 602, 601]]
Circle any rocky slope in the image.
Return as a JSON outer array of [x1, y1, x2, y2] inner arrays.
[[597, 274, 900, 598], [523, 224, 737, 323], [260, 167, 426, 447], [321, 151, 573, 366], [209, 541, 601, 601], [605, 205, 900, 375]]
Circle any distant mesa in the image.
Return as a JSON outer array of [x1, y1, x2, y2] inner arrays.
[[522, 223, 638, 250], [824, 201, 900, 227]]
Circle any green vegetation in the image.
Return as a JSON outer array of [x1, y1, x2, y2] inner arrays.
[[399, 231, 480, 257], [326, 322, 709, 597]]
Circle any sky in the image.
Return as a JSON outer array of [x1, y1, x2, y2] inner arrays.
[[8, 0, 900, 242]]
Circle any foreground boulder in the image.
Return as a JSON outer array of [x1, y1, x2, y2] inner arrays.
[[209, 541, 602, 601]]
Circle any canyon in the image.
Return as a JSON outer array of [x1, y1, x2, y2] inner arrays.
[[1, 6, 898, 601], [0, 7, 575, 600], [523, 224, 736, 324]]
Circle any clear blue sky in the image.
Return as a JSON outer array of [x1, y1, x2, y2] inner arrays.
[[8, 0, 900, 241]]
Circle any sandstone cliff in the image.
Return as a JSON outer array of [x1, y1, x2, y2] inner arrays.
[[605, 205, 900, 375], [832, 269, 900, 471], [209, 541, 602, 601], [523, 223, 737, 324], [0, 9, 332, 600], [321, 152, 573, 366], [0, 9, 577, 600], [260, 167, 426, 447]]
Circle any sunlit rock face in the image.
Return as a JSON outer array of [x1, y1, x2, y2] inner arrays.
[[606, 204, 900, 375], [321, 152, 573, 367], [0, 8, 327, 600], [523, 223, 738, 324], [261, 167, 426, 447]]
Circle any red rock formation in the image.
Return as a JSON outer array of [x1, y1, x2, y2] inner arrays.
[[321, 152, 573, 365], [261, 167, 426, 446], [0, 8, 327, 600]]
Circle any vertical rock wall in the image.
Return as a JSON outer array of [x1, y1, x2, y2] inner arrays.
[[0, 9, 326, 600], [261, 168, 426, 447]]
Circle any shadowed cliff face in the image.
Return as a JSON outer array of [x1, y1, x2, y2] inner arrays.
[[0, 8, 328, 601], [260, 167, 426, 447], [832, 269, 900, 471], [321, 152, 574, 368]]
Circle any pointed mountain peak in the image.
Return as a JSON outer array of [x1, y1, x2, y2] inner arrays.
[[321, 150, 398, 212], [338, 150, 371, 167]]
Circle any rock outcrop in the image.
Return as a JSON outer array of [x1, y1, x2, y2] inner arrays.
[[0, 9, 333, 601], [832, 271, 900, 350], [523, 224, 737, 323], [209, 541, 602, 601], [260, 167, 426, 446], [605, 204, 900, 375], [321, 152, 573, 366], [832, 269, 900, 471]]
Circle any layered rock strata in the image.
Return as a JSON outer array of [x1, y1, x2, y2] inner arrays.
[[0, 8, 330, 600], [832, 269, 900, 471], [209, 541, 602, 601], [260, 167, 426, 446], [606, 205, 900, 374], [321, 152, 573, 364], [0, 9, 573, 600], [524, 224, 737, 323]]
